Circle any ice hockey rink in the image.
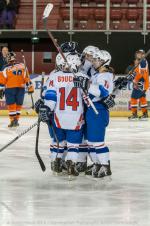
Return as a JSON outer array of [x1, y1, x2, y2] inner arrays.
[[0, 117, 150, 226]]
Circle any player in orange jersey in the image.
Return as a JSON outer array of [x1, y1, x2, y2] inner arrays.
[[129, 50, 149, 120], [0, 52, 34, 127]]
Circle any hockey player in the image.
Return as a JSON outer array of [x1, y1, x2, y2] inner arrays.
[[0, 52, 34, 127], [75, 46, 99, 173], [37, 52, 86, 176], [128, 49, 149, 120], [74, 49, 114, 178], [81, 45, 99, 76]]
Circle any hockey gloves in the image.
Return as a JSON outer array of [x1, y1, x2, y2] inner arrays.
[[113, 77, 128, 90], [134, 81, 145, 92], [102, 95, 115, 109], [73, 76, 90, 92], [34, 99, 44, 114], [26, 81, 34, 94], [39, 105, 53, 123], [60, 42, 79, 54]]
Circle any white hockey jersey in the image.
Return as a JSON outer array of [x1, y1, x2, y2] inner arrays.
[[80, 59, 92, 74], [88, 71, 114, 102], [44, 71, 84, 130]]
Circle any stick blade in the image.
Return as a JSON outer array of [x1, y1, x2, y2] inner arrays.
[[43, 3, 53, 19]]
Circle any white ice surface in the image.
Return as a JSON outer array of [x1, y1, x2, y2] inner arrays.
[[0, 117, 150, 226]]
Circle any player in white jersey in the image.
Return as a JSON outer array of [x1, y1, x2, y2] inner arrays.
[[81, 46, 99, 75], [36, 52, 86, 176], [74, 49, 114, 178]]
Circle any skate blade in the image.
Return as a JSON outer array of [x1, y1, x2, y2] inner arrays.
[[52, 171, 63, 176], [68, 175, 78, 181], [85, 174, 112, 182], [138, 118, 149, 121], [128, 118, 138, 121]]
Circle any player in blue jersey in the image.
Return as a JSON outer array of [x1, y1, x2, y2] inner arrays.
[[74, 49, 114, 178]]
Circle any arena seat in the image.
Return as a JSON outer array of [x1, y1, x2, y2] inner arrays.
[[94, 0, 106, 5], [126, 9, 139, 20], [110, 9, 123, 29], [126, 0, 139, 5], [111, 0, 123, 4], [147, 9, 150, 21], [126, 9, 139, 29], [80, 0, 90, 3], [60, 8, 70, 20], [78, 8, 93, 20], [63, 0, 70, 3], [93, 8, 106, 30], [94, 8, 106, 21], [146, 9, 150, 29], [111, 9, 123, 20]]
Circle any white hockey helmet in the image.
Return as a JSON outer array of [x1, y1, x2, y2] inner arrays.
[[83, 45, 99, 56], [56, 52, 81, 73], [92, 49, 106, 69], [66, 53, 81, 73], [55, 52, 68, 71], [100, 50, 111, 66]]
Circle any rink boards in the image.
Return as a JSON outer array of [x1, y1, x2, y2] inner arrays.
[[0, 74, 150, 117]]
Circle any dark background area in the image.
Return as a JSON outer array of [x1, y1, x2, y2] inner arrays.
[[1, 32, 150, 74]]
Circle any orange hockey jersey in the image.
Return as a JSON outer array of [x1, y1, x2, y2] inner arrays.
[[134, 60, 149, 91], [0, 63, 30, 88]]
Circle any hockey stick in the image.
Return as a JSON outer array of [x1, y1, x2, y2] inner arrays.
[[0, 121, 38, 152], [21, 49, 35, 109], [35, 72, 46, 172], [42, 4, 98, 115]]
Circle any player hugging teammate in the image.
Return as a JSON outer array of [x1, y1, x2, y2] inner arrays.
[[35, 43, 114, 178]]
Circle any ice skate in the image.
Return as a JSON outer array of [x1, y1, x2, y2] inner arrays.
[[13, 119, 19, 127], [97, 162, 112, 178], [66, 160, 79, 177], [76, 162, 87, 173], [8, 120, 15, 128], [53, 158, 63, 174], [139, 112, 148, 121], [128, 113, 138, 121], [92, 164, 102, 178], [85, 164, 95, 175]]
